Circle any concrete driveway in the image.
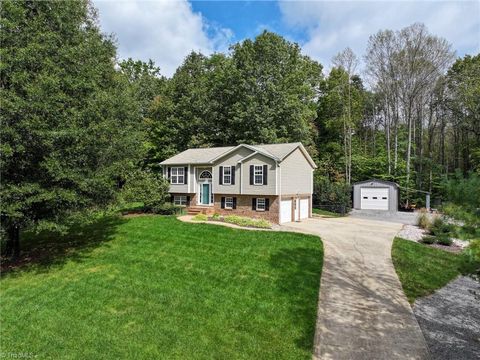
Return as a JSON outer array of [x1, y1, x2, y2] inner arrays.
[[283, 217, 430, 360]]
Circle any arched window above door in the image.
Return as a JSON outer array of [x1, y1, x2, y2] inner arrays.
[[199, 170, 212, 179]]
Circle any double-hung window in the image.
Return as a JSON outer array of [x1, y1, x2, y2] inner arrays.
[[174, 195, 187, 206], [171, 167, 184, 184], [223, 166, 232, 185], [254, 165, 263, 185], [256, 198, 266, 211], [225, 197, 234, 209]]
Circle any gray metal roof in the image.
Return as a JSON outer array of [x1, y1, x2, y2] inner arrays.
[[353, 179, 399, 188], [160, 142, 315, 167]]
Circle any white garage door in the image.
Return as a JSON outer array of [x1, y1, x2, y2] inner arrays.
[[360, 188, 389, 210], [280, 199, 292, 224], [300, 198, 309, 219]]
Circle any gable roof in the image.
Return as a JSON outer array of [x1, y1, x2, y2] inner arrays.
[[353, 179, 399, 188], [160, 142, 317, 168]]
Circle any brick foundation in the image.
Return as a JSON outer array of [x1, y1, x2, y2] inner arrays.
[[213, 195, 279, 223]]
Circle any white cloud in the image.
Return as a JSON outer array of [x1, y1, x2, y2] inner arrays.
[[93, 0, 233, 76], [279, 0, 480, 72]]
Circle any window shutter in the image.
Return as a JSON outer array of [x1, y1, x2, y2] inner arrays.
[[265, 198, 270, 211], [221, 197, 225, 209], [252, 198, 257, 210], [233, 197, 237, 209], [250, 165, 254, 185], [167, 167, 171, 179], [263, 165, 268, 185], [231, 166, 235, 185], [186, 196, 191, 206], [170, 194, 174, 203], [184, 166, 188, 184], [219, 166, 223, 185]]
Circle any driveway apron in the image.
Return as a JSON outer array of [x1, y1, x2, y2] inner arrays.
[[283, 217, 430, 360]]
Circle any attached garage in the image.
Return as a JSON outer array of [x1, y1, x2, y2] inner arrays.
[[280, 197, 310, 224], [353, 180, 399, 212]]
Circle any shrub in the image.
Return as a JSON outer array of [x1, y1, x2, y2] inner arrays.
[[436, 235, 453, 246], [120, 169, 169, 211], [211, 213, 221, 220], [224, 215, 271, 229], [313, 175, 351, 214], [467, 239, 480, 262], [429, 216, 453, 236], [421, 235, 436, 244], [152, 203, 184, 215], [417, 211, 430, 229], [192, 214, 208, 221]]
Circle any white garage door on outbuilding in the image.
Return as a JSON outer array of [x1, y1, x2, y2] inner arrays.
[[360, 188, 389, 210], [353, 179, 399, 212]]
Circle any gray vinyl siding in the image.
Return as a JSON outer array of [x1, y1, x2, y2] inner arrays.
[[242, 153, 277, 195], [165, 165, 190, 194], [213, 147, 253, 194], [353, 181, 398, 211], [280, 148, 313, 195]]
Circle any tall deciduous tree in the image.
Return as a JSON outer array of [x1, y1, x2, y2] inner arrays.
[[0, 0, 143, 256]]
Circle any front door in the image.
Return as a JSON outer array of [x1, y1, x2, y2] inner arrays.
[[201, 183, 210, 205]]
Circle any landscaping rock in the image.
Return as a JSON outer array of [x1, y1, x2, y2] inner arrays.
[[397, 225, 428, 242], [414, 276, 480, 360]]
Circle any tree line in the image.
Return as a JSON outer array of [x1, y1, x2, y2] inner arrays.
[[1, 1, 479, 256]]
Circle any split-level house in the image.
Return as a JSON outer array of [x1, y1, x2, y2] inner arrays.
[[160, 142, 317, 224]]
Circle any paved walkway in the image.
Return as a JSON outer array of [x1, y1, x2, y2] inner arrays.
[[283, 217, 430, 360]]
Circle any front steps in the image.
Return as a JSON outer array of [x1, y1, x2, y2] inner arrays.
[[187, 206, 215, 216]]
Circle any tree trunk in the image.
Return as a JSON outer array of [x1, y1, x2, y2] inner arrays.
[[5, 223, 21, 259]]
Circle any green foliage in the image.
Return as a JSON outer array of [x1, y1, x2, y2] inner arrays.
[[392, 238, 479, 303], [313, 174, 351, 213], [144, 31, 323, 164], [223, 215, 272, 229], [119, 170, 169, 211], [192, 214, 208, 221], [428, 216, 453, 237], [420, 235, 437, 245], [436, 235, 453, 246], [467, 239, 480, 263], [0, 0, 144, 254], [149, 203, 183, 215], [211, 213, 221, 220]]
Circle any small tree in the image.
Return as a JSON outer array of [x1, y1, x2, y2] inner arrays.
[[120, 170, 170, 211]]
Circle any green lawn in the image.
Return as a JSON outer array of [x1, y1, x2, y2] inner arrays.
[[312, 208, 343, 217], [392, 237, 478, 303], [0, 216, 323, 359]]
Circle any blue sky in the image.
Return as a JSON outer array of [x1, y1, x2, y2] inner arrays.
[[95, 0, 480, 76]]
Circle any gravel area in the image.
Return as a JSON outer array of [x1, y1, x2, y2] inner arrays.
[[414, 276, 480, 360], [397, 224, 428, 241]]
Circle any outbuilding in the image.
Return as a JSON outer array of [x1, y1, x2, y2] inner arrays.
[[352, 179, 399, 211]]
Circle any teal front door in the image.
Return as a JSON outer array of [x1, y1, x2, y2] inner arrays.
[[202, 183, 210, 204]]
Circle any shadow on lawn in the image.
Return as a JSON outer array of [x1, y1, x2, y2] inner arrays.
[[269, 245, 323, 352], [1, 215, 125, 275]]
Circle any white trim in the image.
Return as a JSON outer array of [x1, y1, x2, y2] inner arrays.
[[253, 164, 263, 185], [210, 144, 279, 164], [225, 197, 234, 209], [256, 198, 266, 211], [237, 151, 258, 163], [222, 166, 232, 185], [173, 195, 187, 206], [278, 164, 282, 221], [170, 167, 185, 184], [240, 162, 243, 194], [280, 144, 317, 169]]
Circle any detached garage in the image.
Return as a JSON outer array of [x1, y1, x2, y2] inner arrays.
[[353, 180, 399, 212]]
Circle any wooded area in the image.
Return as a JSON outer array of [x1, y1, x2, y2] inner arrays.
[[1, 0, 479, 255]]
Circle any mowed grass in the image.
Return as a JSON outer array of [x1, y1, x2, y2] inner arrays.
[[392, 237, 478, 303], [0, 216, 323, 359], [312, 208, 343, 217]]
